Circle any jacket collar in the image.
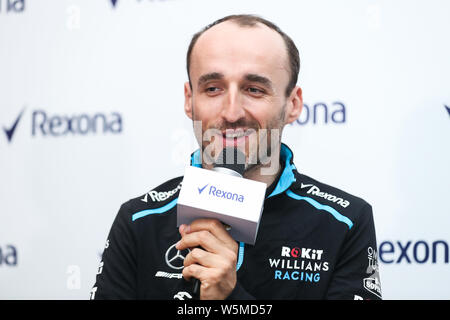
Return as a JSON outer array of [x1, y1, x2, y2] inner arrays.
[[190, 143, 297, 198]]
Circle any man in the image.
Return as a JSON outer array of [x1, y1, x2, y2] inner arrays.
[[91, 14, 382, 300]]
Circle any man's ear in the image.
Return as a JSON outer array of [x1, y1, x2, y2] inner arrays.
[[184, 81, 193, 120], [285, 86, 303, 125]]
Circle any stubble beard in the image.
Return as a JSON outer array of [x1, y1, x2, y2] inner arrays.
[[192, 103, 286, 176]]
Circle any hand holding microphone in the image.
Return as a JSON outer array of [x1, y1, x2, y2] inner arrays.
[[176, 218, 238, 300], [176, 147, 266, 299]]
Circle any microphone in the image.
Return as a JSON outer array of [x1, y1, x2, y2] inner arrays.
[[212, 147, 245, 178], [178, 147, 266, 244], [192, 148, 244, 297], [177, 147, 266, 298]]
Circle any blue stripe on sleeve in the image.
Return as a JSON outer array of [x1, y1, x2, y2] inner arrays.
[[286, 189, 353, 229], [132, 198, 178, 221]]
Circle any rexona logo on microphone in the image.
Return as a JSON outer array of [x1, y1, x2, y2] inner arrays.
[[197, 183, 245, 203], [177, 166, 266, 245]]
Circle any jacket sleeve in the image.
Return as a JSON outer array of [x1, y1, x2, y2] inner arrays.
[[90, 202, 138, 299], [325, 203, 382, 300]]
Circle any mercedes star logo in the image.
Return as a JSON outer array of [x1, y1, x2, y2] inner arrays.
[[165, 243, 190, 270]]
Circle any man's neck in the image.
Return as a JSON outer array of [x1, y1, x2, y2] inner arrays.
[[242, 152, 282, 189], [201, 148, 282, 189]]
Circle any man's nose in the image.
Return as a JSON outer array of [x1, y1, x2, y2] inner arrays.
[[220, 86, 246, 123]]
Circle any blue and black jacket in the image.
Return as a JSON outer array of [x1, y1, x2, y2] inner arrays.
[[91, 143, 382, 300]]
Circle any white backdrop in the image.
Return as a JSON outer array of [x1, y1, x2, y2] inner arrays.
[[1, 0, 449, 299]]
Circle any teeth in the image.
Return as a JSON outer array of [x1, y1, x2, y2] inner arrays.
[[225, 131, 246, 138]]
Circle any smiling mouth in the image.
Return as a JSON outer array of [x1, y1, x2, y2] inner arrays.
[[221, 129, 253, 145], [223, 129, 248, 138], [222, 127, 258, 138]]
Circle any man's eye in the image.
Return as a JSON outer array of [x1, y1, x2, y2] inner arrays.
[[206, 87, 220, 93], [247, 87, 264, 95]]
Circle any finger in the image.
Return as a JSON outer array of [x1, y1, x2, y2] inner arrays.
[[182, 263, 206, 282], [187, 219, 238, 252], [184, 247, 229, 269], [188, 218, 229, 240], [178, 224, 188, 235], [176, 230, 223, 254], [182, 263, 236, 300]]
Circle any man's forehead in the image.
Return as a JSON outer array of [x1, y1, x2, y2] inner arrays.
[[199, 20, 279, 40], [190, 20, 289, 79]]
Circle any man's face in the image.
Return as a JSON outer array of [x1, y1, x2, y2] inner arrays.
[[185, 21, 301, 172]]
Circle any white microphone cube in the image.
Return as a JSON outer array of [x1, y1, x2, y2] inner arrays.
[[177, 166, 266, 245]]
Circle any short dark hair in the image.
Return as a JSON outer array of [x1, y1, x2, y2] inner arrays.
[[186, 14, 300, 97]]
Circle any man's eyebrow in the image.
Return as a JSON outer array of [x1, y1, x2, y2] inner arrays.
[[245, 74, 273, 89], [197, 72, 224, 86], [197, 72, 273, 90]]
